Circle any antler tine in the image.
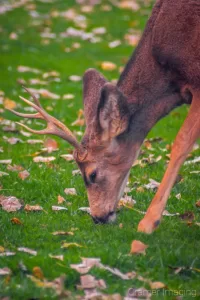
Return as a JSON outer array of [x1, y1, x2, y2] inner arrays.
[[8, 109, 42, 119], [22, 86, 42, 108], [10, 90, 81, 149]]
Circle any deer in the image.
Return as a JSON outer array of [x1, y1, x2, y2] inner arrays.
[[10, 0, 200, 234]]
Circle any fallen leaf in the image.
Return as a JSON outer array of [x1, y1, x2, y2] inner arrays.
[[71, 258, 101, 274], [52, 231, 74, 236], [43, 71, 60, 79], [0, 196, 22, 212], [0, 268, 11, 276], [3, 136, 23, 145], [17, 247, 37, 256], [149, 281, 165, 289], [43, 138, 58, 153], [57, 195, 65, 204], [78, 207, 91, 214], [101, 61, 117, 71], [179, 211, 195, 222], [184, 156, 200, 165], [63, 94, 75, 100], [33, 156, 56, 163], [27, 139, 43, 144], [18, 170, 30, 180], [61, 242, 84, 249], [0, 252, 16, 257], [118, 195, 136, 208], [17, 65, 41, 74], [0, 159, 12, 164], [143, 178, 160, 191], [3, 98, 17, 109], [7, 164, 24, 172], [162, 210, 179, 217], [11, 217, 23, 225], [64, 188, 77, 195], [33, 266, 44, 279], [130, 240, 148, 255], [69, 75, 82, 82], [80, 274, 106, 290], [49, 254, 64, 261], [52, 206, 68, 211], [60, 154, 74, 161], [24, 204, 43, 212], [175, 193, 181, 200], [0, 246, 5, 253], [196, 200, 200, 208]]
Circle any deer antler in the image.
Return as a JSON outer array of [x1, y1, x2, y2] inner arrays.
[[9, 87, 80, 149]]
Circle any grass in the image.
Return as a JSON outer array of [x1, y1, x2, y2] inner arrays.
[[0, 0, 200, 299]]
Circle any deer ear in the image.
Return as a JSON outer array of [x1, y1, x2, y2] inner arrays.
[[83, 68, 107, 126], [97, 83, 130, 140]]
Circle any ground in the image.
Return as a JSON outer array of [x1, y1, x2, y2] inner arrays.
[[0, 0, 200, 299]]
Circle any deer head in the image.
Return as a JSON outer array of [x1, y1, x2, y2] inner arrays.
[[10, 69, 140, 224]]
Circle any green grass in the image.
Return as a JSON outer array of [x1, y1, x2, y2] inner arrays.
[[0, 0, 200, 299]]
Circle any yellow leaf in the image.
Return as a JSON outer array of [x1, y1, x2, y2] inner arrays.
[[61, 242, 84, 249], [150, 281, 165, 289], [101, 61, 117, 71], [11, 217, 23, 225], [3, 98, 17, 109], [33, 266, 44, 280]]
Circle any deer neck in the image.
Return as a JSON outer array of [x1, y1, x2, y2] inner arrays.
[[117, 43, 182, 144]]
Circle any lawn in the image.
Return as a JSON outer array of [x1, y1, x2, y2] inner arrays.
[[0, 0, 200, 299]]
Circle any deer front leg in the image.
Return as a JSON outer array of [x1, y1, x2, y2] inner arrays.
[[138, 90, 200, 234]]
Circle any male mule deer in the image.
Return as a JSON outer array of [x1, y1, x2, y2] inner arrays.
[[10, 0, 200, 234]]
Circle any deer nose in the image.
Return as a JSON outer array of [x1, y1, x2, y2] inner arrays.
[[92, 211, 116, 224]]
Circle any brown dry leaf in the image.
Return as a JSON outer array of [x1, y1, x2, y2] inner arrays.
[[61, 242, 84, 249], [0, 196, 22, 212], [17, 65, 41, 74], [70, 258, 101, 274], [57, 195, 65, 204], [196, 200, 200, 208], [43, 138, 58, 153], [52, 206, 68, 211], [49, 254, 64, 261], [0, 267, 11, 276], [7, 164, 24, 172], [27, 274, 68, 296], [149, 281, 165, 289], [33, 156, 56, 163], [24, 204, 43, 212], [130, 240, 148, 255], [18, 170, 30, 180], [64, 188, 77, 196], [179, 211, 195, 222], [52, 231, 74, 236], [17, 247, 37, 256], [0, 159, 12, 164], [3, 136, 22, 145], [119, 1, 139, 11], [3, 98, 17, 109], [29, 78, 47, 85], [11, 217, 23, 225], [118, 195, 136, 208], [27, 88, 60, 100], [80, 274, 106, 290], [60, 154, 74, 161], [101, 61, 117, 71], [33, 267, 44, 279]]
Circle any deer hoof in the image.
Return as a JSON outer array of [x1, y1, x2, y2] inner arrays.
[[137, 215, 161, 234]]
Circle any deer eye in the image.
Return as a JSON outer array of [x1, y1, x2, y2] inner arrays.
[[89, 171, 97, 183]]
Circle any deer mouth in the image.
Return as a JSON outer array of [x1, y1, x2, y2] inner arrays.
[[92, 211, 116, 224]]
